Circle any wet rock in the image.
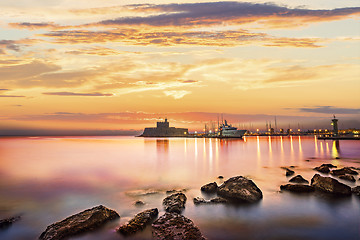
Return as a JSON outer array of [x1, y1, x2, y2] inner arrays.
[[117, 208, 158, 236], [280, 184, 315, 193], [319, 164, 337, 168], [0, 216, 21, 229], [338, 175, 356, 182], [152, 212, 205, 240], [200, 182, 218, 193], [217, 176, 263, 203], [352, 186, 360, 196], [289, 175, 309, 184], [310, 174, 351, 196], [39, 205, 119, 240], [285, 168, 295, 176], [330, 167, 358, 176], [218, 176, 224, 179], [193, 197, 228, 205], [313, 166, 330, 173], [163, 193, 187, 213], [166, 189, 187, 195], [134, 200, 145, 207]]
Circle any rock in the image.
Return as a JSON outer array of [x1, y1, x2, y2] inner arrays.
[[280, 184, 315, 193], [285, 168, 295, 176], [330, 167, 358, 176], [166, 189, 187, 195], [319, 164, 337, 168], [39, 205, 119, 240], [134, 200, 145, 206], [310, 174, 351, 196], [163, 193, 187, 214], [289, 175, 309, 184], [338, 175, 356, 182], [193, 197, 207, 205], [200, 182, 218, 193], [217, 176, 263, 203], [0, 216, 21, 229], [352, 186, 360, 196], [218, 176, 224, 179], [313, 166, 330, 173], [152, 213, 205, 240], [193, 197, 228, 205], [117, 208, 158, 236]]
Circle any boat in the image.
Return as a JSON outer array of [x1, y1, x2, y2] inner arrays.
[[219, 120, 247, 138]]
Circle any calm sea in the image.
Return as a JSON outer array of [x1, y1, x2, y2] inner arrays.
[[0, 136, 359, 239]]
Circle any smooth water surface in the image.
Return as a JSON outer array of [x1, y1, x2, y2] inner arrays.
[[0, 136, 359, 239]]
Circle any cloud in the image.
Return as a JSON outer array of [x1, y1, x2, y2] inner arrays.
[[9, 22, 65, 30], [40, 28, 323, 48], [94, 2, 360, 28], [0, 95, 25, 97], [164, 90, 191, 99], [299, 106, 360, 114], [42, 92, 113, 96]]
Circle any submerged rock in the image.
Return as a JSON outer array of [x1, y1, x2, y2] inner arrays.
[[134, 200, 145, 206], [338, 175, 356, 182], [163, 193, 187, 214], [313, 166, 330, 173], [39, 205, 119, 240], [152, 212, 205, 240], [289, 175, 309, 184], [285, 168, 295, 176], [217, 176, 263, 203], [193, 197, 228, 205], [117, 208, 158, 236], [310, 174, 351, 196], [352, 186, 360, 197], [331, 167, 358, 176], [0, 216, 21, 229], [200, 182, 218, 193], [280, 184, 314, 193]]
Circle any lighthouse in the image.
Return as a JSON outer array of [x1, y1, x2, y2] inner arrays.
[[331, 115, 338, 137]]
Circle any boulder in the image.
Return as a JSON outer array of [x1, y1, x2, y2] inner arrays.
[[289, 175, 309, 184], [310, 174, 351, 196], [193, 197, 228, 205], [319, 164, 337, 168], [352, 186, 360, 197], [338, 175, 356, 182], [280, 184, 314, 193], [313, 166, 330, 173], [217, 176, 263, 203], [285, 168, 295, 176], [163, 193, 187, 214], [218, 176, 224, 179], [0, 216, 21, 229], [200, 182, 218, 193], [39, 205, 119, 240], [117, 208, 158, 236], [330, 167, 358, 176], [152, 213, 205, 240]]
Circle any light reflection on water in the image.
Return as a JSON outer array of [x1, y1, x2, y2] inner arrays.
[[0, 136, 359, 240]]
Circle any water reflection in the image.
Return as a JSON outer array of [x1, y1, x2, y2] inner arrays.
[[332, 140, 340, 159], [156, 139, 169, 154]]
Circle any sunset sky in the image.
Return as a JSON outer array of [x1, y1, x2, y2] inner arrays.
[[0, 0, 359, 135]]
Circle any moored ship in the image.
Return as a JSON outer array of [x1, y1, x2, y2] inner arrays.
[[219, 120, 247, 138]]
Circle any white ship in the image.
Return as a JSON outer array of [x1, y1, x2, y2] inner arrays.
[[219, 120, 247, 138]]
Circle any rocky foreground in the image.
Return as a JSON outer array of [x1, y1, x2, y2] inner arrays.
[[1, 162, 358, 240]]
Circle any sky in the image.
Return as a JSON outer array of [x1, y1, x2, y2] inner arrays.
[[0, 0, 359, 135]]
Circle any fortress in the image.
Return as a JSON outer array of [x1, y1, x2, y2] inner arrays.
[[140, 118, 188, 137]]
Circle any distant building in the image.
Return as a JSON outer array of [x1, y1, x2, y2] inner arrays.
[[140, 118, 188, 137]]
